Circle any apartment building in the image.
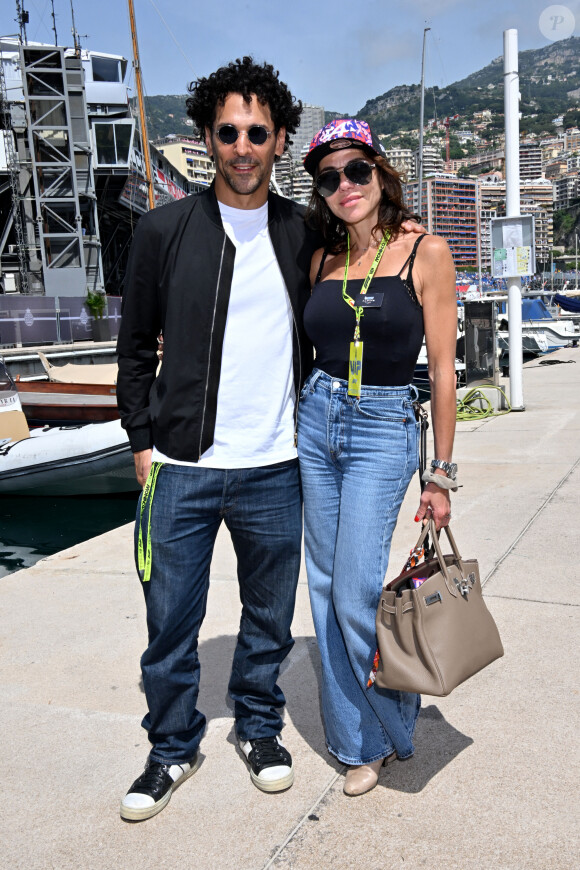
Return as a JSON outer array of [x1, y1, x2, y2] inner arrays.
[[522, 179, 553, 268], [414, 144, 444, 178], [384, 148, 415, 180], [541, 137, 565, 165], [153, 136, 214, 188], [519, 142, 543, 180], [479, 179, 553, 270], [289, 104, 325, 162], [405, 176, 478, 267], [267, 104, 326, 203], [289, 143, 316, 204], [273, 150, 313, 201], [271, 143, 314, 204], [479, 182, 505, 271], [544, 158, 568, 180], [553, 172, 580, 210], [564, 128, 580, 151]]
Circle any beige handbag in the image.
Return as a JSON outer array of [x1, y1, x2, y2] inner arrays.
[[374, 519, 504, 696]]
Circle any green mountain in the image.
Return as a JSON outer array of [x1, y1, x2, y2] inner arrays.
[[140, 38, 580, 142], [359, 37, 580, 140], [139, 93, 193, 141]]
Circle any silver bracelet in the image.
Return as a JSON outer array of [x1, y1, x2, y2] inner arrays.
[[421, 469, 459, 491]]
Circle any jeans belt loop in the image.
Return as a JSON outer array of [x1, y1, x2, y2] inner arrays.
[[310, 369, 323, 393]]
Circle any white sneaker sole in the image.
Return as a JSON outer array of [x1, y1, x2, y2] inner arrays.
[[250, 765, 294, 793], [120, 755, 200, 821]]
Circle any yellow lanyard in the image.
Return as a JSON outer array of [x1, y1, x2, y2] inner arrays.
[[341, 230, 390, 341], [342, 231, 390, 396]]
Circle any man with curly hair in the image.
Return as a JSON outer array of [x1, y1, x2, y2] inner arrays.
[[117, 57, 319, 821]]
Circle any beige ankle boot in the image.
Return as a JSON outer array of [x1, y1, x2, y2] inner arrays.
[[343, 752, 397, 797]]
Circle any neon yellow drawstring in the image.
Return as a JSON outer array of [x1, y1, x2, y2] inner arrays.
[[137, 461, 163, 582]]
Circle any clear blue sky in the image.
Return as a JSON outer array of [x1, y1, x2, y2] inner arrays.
[[1, 0, 579, 113]]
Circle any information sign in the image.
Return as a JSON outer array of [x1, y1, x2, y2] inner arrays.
[[490, 215, 535, 278]]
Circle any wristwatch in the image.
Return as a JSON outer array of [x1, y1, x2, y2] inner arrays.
[[430, 459, 458, 480]]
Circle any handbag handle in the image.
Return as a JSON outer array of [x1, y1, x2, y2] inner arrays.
[[427, 519, 465, 595], [411, 518, 463, 564], [408, 519, 465, 594], [410, 517, 432, 552]]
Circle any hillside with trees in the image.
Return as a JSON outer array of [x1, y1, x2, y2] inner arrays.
[[358, 37, 580, 139], [141, 38, 580, 143]]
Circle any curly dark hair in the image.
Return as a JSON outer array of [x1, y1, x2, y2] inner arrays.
[[186, 56, 302, 154], [305, 155, 419, 252]]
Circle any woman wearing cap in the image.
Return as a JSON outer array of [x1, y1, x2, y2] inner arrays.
[[298, 119, 457, 796]]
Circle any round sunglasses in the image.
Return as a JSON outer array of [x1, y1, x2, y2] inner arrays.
[[315, 160, 376, 198], [215, 124, 274, 146]]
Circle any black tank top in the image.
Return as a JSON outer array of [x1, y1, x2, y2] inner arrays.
[[303, 235, 426, 386]]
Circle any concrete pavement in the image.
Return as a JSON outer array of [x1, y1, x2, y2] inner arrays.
[[1, 348, 579, 869]]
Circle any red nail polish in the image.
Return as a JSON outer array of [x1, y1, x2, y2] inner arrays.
[[414, 514, 420, 522]]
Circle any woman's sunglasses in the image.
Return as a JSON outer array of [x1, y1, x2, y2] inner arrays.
[[315, 160, 376, 198], [215, 124, 274, 146]]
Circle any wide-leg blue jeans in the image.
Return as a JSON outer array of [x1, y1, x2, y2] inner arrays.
[[298, 369, 421, 765], [135, 459, 302, 765]]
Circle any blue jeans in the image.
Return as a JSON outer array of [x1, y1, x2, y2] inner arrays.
[[135, 459, 302, 764], [297, 369, 421, 765]]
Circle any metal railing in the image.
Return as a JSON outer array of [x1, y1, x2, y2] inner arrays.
[[0, 295, 121, 347]]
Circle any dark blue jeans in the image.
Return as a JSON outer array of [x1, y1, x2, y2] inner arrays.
[[135, 459, 302, 765]]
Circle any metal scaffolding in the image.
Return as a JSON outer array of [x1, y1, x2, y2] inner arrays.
[[19, 43, 102, 296], [0, 45, 30, 293]]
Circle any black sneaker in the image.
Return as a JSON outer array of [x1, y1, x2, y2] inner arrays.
[[120, 755, 199, 821], [238, 735, 294, 792]]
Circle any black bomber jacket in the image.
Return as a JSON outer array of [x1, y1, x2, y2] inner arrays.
[[116, 184, 319, 461]]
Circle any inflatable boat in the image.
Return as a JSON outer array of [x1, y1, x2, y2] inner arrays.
[[0, 419, 139, 496]]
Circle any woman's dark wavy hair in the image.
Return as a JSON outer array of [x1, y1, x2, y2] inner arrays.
[[186, 56, 302, 155], [305, 155, 419, 252]]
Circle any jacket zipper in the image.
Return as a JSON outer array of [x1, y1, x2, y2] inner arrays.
[[198, 235, 227, 459]]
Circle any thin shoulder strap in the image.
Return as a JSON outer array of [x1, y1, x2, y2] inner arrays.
[[397, 233, 427, 279], [314, 249, 329, 286]]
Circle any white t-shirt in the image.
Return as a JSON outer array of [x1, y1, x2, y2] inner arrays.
[[152, 201, 297, 469]]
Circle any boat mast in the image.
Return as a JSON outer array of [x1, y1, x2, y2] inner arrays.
[[50, 0, 58, 45], [69, 0, 81, 56], [417, 26, 430, 220], [15, 1, 29, 44], [127, 0, 155, 211]]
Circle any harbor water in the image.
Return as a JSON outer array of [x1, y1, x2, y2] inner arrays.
[[0, 492, 139, 578]]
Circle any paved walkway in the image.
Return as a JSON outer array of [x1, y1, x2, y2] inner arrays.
[[1, 349, 579, 869]]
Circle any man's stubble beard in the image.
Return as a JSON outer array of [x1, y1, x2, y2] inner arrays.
[[219, 157, 269, 197]]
